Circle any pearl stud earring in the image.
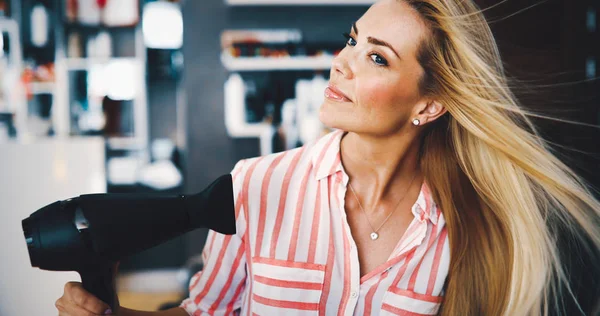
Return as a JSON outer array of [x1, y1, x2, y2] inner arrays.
[[412, 118, 421, 126]]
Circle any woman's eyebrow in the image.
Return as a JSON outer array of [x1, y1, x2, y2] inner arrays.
[[368, 37, 401, 60], [352, 21, 401, 60]]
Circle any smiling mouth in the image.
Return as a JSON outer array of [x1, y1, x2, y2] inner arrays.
[[325, 86, 352, 102]]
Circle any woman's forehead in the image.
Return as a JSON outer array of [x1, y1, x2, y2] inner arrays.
[[357, 0, 428, 59]]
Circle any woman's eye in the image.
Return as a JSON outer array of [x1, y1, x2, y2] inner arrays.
[[342, 33, 356, 46], [370, 54, 388, 66], [342, 33, 387, 67]]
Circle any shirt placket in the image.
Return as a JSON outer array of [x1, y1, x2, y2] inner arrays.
[[335, 171, 361, 316]]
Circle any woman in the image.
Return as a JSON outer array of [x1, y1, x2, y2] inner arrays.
[[56, 0, 600, 315]]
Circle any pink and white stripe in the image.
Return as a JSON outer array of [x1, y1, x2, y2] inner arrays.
[[181, 130, 450, 316]]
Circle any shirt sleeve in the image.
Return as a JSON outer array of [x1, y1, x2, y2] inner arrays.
[[180, 159, 248, 315]]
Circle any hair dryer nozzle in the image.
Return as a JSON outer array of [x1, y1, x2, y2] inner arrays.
[[186, 174, 236, 235]]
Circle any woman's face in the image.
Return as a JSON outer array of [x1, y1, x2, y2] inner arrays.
[[320, 0, 429, 136]]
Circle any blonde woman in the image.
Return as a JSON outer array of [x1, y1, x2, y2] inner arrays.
[[56, 0, 600, 315]]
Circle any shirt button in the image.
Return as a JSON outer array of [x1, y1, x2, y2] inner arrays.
[[351, 291, 358, 298]]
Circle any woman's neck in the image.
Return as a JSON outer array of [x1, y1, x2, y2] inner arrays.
[[340, 131, 422, 210]]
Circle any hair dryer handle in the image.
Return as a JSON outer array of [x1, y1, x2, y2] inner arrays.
[[79, 263, 119, 312]]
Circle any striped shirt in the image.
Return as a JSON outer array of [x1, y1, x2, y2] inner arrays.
[[181, 129, 450, 316]]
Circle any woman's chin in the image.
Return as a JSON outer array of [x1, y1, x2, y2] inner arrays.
[[319, 101, 361, 132], [318, 105, 343, 129]]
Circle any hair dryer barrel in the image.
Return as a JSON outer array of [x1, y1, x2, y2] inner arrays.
[[77, 174, 235, 261]]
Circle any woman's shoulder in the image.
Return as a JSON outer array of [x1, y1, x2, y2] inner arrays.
[[232, 145, 310, 180]]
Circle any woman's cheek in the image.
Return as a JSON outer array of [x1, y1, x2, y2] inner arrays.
[[357, 79, 398, 111]]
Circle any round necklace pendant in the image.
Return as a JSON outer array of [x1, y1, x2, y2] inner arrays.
[[370, 232, 379, 240]]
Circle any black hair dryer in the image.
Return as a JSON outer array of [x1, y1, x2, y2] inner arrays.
[[21, 174, 236, 312]]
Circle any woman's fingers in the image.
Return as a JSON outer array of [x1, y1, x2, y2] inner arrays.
[[57, 298, 104, 316], [58, 282, 112, 315]]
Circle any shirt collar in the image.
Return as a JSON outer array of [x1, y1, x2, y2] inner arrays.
[[309, 129, 440, 225], [311, 129, 346, 182], [412, 180, 440, 225]]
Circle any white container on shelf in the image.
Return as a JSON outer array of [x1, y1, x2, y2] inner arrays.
[[103, 0, 139, 27], [281, 99, 299, 150], [77, 0, 101, 25], [142, 1, 183, 49], [30, 4, 49, 47]]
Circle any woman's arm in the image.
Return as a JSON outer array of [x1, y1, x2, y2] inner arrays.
[[178, 159, 249, 314]]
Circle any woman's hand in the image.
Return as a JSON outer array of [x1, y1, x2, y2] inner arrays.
[[56, 281, 114, 316]]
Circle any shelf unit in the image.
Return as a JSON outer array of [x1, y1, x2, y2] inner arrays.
[[221, 52, 333, 71], [225, 0, 376, 5], [0, 17, 27, 139], [52, 21, 149, 152]]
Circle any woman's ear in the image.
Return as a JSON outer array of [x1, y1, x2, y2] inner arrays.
[[415, 100, 446, 125]]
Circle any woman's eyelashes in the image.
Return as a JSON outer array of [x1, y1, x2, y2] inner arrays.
[[370, 54, 388, 66], [342, 32, 357, 46], [342, 32, 389, 67]]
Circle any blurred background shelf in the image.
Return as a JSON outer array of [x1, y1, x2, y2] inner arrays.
[[225, 0, 376, 5], [107, 136, 147, 150], [63, 57, 142, 70], [221, 53, 334, 71], [28, 82, 55, 94], [63, 21, 137, 30]]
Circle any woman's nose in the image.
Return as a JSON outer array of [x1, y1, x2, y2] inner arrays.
[[331, 51, 354, 79]]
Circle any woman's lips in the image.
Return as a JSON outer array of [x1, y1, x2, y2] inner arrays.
[[325, 86, 351, 102]]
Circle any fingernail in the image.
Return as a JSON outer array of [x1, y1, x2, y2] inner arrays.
[[104, 308, 112, 315]]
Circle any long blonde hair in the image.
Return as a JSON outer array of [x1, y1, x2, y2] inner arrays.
[[400, 0, 600, 314]]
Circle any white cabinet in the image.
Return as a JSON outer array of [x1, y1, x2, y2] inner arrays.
[[0, 137, 106, 316]]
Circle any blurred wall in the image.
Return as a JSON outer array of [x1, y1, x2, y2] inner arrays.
[[478, 0, 600, 188]]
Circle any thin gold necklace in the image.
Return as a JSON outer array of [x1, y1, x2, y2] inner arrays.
[[348, 172, 417, 240]]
